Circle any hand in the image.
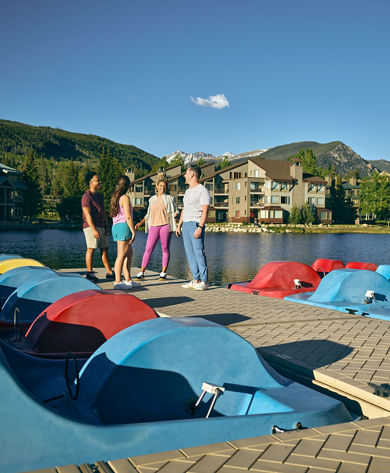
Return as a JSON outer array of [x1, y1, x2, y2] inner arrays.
[[92, 229, 99, 239], [135, 222, 141, 230], [130, 233, 136, 243], [176, 226, 181, 237], [194, 227, 202, 239]]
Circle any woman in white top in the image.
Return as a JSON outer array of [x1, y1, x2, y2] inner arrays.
[[135, 176, 178, 281]]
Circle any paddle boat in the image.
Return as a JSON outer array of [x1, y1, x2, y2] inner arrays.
[[376, 265, 390, 280], [345, 262, 378, 271], [229, 261, 322, 298], [311, 258, 344, 277], [7, 289, 158, 358], [0, 316, 352, 473], [0, 257, 45, 275], [0, 273, 99, 333], [0, 266, 54, 308], [0, 254, 22, 262], [284, 268, 390, 321]]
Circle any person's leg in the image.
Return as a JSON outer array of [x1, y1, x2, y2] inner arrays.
[[182, 221, 200, 281], [124, 243, 133, 281], [114, 240, 128, 284], [141, 227, 160, 269], [97, 227, 113, 274], [159, 225, 172, 271], [101, 248, 113, 274], [192, 226, 208, 283], [85, 248, 95, 272]]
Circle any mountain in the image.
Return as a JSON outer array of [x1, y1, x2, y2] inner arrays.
[[0, 119, 160, 173], [368, 159, 390, 174], [165, 149, 268, 166], [259, 141, 374, 176]]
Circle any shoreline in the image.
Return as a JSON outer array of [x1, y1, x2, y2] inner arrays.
[[1, 221, 390, 234]]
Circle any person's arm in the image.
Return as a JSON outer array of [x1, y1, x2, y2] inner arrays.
[[194, 204, 209, 239], [135, 217, 145, 230], [122, 195, 136, 241], [176, 209, 183, 236], [82, 206, 99, 239]]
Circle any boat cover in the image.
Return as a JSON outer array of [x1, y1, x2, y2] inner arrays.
[[312, 258, 344, 276], [0, 317, 351, 473], [345, 262, 378, 271], [230, 261, 321, 298], [0, 257, 45, 275]]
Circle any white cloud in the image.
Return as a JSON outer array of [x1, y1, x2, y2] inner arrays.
[[191, 93, 230, 109]]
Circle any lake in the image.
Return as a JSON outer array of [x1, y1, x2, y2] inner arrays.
[[1, 229, 390, 284]]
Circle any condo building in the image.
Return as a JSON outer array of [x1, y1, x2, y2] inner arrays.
[[127, 158, 332, 224]]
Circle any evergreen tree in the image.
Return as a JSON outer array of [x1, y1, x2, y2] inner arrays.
[[327, 176, 356, 223], [289, 149, 318, 175], [300, 202, 316, 224], [169, 154, 185, 171], [19, 149, 43, 219], [219, 156, 231, 170], [288, 205, 301, 224], [97, 147, 123, 210]]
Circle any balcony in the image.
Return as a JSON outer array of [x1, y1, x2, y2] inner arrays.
[[214, 201, 229, 208], [214, 186, 228, 194]]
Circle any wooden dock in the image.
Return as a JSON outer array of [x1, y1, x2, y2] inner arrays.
[[28, 268, 390, 473]]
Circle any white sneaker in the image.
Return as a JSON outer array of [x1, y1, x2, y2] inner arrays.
[[195, 281, 208, 291], [181, 280, 197, 289], [113, 283, 129, 290], [124, 279, 141, 288]]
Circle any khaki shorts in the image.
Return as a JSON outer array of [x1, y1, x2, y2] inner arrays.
[[83, 226, 109, 249]]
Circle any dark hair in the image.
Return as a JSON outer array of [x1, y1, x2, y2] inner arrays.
[[110, 175, 130, 217], [85, 170, 97, 186], [187, 165, 201, 180]]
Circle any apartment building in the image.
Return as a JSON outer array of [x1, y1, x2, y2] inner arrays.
[[0, 162, 25, 222], [127, 158, 332, 224]]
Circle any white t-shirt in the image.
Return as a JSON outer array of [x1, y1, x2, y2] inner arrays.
[[183, 184, 211, 222]]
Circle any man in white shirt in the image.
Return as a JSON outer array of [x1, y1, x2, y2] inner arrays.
[[176, 165, 211, 290]]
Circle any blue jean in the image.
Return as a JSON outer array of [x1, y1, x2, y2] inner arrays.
[[182, 221, 208, 282]]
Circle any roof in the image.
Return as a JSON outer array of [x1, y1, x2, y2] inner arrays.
[[130, 164, 182, 185], [303, 173, 327, 184], [0, 162, 20, 175], [201, 161, 248, 182], [249, 158, 295, 182]]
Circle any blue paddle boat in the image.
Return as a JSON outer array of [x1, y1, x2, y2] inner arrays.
[[0, 317, 352, 473], [285, 269, 390, 321], [0, 273, 99, 332]]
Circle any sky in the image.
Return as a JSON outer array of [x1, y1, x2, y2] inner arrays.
[[1, 0, 389, 160]]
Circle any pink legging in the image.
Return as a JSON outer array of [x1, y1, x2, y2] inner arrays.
[[141, 224, 172, 269]]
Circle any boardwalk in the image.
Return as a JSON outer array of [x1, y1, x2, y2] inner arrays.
[[28, 268, 390, 473]]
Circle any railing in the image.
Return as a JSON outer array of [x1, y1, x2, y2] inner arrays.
[[214, 202, 229, 208], [214, 187, 228, 194]]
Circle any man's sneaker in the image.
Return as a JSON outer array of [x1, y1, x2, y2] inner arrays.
[[195, 281, 208, 291], [181, 280, 197, 289], [106, 272, 115, 280], [134, 272, 144, 281], [159, 272, 167, 281], [113, 282, 129, 290], [124, 279, 141, 288], [86, 272, 99, 283]]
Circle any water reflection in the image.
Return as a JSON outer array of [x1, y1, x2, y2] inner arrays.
[[1, 230, 390, 284]]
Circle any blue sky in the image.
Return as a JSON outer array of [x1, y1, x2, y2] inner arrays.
[[1, 0, 389, 160]]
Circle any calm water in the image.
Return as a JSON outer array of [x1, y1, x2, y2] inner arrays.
[[1, 229, 390, 284]]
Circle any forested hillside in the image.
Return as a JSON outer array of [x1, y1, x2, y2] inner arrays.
[[0, 119, 160, 175]]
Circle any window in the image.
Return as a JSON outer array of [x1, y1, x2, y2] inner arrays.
[[271, 196, 279, 204], [281, 196, 290, 204], [308, 197, 316, 205], [309, 184, 316, 192], [320, 211, 328, 220], [264, 196, 270, 204], [275, 211, 283, 219], [317, 197, 324, 206], [169, 184, 177, 192], [135, 198, 143, 205], [236, 197, 240, 204], [205, 183, 213, 191], [260, 210, 268, 218], [236, 182, 241, 190], [234, 172, 241, 178], [272, 181, 279, 190], [318, 184, 325, 192], [135, 185, 143, 193], [254, 170, 260, 177], [280, 182, 288, 190]]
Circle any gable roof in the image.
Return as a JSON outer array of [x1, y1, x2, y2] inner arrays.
[[249, 158, 294, 181]]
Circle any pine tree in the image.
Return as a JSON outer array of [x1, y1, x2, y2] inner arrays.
[[359, 171, 390, 220], [19, 149, 43, 219], [288, 205, 301, 224], [300, 202, 316, 224], [97, 147, 123, 210]]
